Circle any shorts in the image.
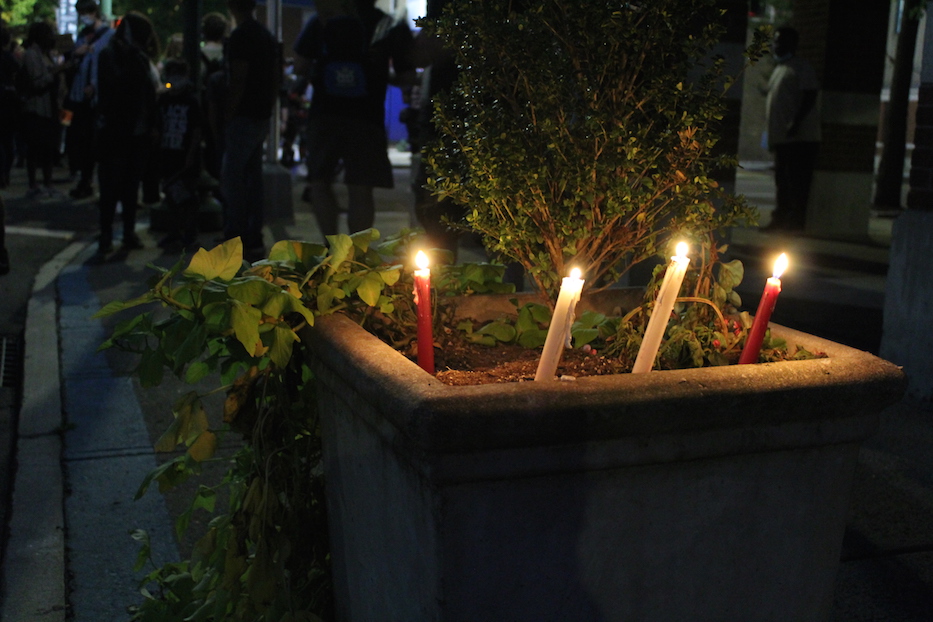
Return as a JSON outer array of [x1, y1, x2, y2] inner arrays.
[[305, 115, 393, 188]]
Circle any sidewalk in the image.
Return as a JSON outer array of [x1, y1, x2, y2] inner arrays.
[[1, 159, 932, 621]]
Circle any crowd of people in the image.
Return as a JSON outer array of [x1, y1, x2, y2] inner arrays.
[[0, 0, 451, 270]]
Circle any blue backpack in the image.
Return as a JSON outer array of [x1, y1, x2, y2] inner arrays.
[[321, 16, 368, 98]]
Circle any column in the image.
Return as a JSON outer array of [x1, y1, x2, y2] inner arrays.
[[795, 0, 890, 239]]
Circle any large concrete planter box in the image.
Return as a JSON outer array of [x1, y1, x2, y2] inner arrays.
[[307, 293, 905, 622]]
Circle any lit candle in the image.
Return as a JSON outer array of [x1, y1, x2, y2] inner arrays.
[[414, 250, 435, 374], [739, 253, 788, 365], [632, 242, 691, 373], [535, 268, 585, 381]]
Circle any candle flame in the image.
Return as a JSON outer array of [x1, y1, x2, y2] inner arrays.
[[773, 253, 788, 279], [415, 250, 429, 270], [675, 242, 689, 258], [569, 267, 582, 280]]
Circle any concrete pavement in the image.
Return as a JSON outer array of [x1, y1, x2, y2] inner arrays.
[[0, 158, 930, 621]]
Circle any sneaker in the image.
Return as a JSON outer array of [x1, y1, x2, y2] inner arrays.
[[24, 186, 43, 200]]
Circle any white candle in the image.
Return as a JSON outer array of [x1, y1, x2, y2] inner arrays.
[[632, 242, 691, 373], [535, 268, 585, 381]]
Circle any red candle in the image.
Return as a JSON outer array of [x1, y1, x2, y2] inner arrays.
[[739, 253, 788, 365], [413, 251, 435, 374]]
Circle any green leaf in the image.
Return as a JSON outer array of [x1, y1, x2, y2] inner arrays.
[[717, 259, 744, 292], [517, 327, 548, 349], [572, 327, 599, 347], [130, 528, 151, 572], [230, 301, 262, 355], [270, 325, 300, 368], [528, 303, 552, 324], [262, 291, 314, 324], [316, 282, 336, 313], [380, 265, 402, 286], [184, 361, 211, 384], [350, 227, 380, 251], [93, 290, 157, 319], [477, 321, 516, 343], [135, 454, 189, 499], [325, 234, 354, 274], [356, 271, 385, 306], [268, 239, 327, 265], [228, 277, 276, 306], [185, 238, 243, 281]]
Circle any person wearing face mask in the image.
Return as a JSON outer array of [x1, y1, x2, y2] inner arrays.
[[764, 26, 821, 232], [67, 0, 113, 200]]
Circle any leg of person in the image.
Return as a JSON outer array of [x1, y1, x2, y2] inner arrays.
[[796, 141, 820, 226], [343, 120, 393, 234], [781, 142, 815, 230], [96, 145, 120, 255], [346, 184, 375, 234], [770, 143, 793, 229], [221, 117, 261, 245], [38, 115, 57, 189], [22, 113, 39, 193], [310, 182, 340, 237], [69, 106, 95, 197], [241, 120, 267, 254], [120, 136, 151, 249], [305, 117, 343, 239]]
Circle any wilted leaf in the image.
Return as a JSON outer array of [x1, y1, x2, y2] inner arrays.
[[188, 430, 217, 462]]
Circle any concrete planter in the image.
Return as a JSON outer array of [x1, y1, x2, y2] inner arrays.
[[307, 294, 905, 622]]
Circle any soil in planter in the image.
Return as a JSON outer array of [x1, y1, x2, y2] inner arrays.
[[428, 334, 626, 386]]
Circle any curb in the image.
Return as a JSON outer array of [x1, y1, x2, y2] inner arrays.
[[0, 240, 90, 622]]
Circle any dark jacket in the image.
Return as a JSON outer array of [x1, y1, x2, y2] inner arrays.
[[96, 36, 157, 143]]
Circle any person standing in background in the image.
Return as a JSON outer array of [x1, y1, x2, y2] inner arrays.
[[220, 0, 279, 261], [764, 26, 821, 232], [0, 24, 21, 190], [93, 11, 160, 260], [67, 0, 113, 200], [293, 0, 416, 239], [156, 59, 202, 252], [20, 20, 65, 200], [200, 11, 228, 182]]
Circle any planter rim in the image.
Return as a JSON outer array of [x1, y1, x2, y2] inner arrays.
[[308, 306, 905, 456]]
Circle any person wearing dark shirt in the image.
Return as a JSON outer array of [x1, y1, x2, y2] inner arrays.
[[0, 24, 20, 190], [220, 0, 279, 261], [93, 12, 159, 260], [293, 0, 415, 238], [157, 59, 202, 251]]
